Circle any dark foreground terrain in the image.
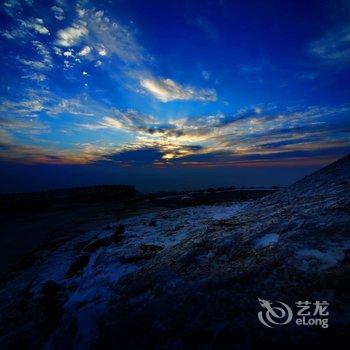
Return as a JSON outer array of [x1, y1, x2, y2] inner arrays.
[[0, 155, 349, 349], [0, 186, 273, 279]]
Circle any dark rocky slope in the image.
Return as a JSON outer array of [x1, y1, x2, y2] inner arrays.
[[0, 155, 349, 349], [101, 155, 350, 349]]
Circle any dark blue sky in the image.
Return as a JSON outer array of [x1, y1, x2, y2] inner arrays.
[[0, 0, 349, 193]]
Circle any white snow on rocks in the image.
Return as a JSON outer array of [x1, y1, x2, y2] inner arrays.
[[296, 243, 350, 272], [208, 202, 247, 220], [254, 233, 279, 248], [3, 201, 246, 349]]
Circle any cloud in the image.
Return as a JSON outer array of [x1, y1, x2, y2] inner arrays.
[[194, 16, 218, 40], [53, 8, 146, 68], [237, 64, 263, 75], [97, 46, 107, 56], [309, 25, 350, 63], [106, 148, 163, 165], [1, 92, 106, 121], [53, 46, 62, 56], [47, 97, 95, 116], [2, 84, 349, 168], [32, 40, 52, 66], [201, 70, 210, 80], [77, 108, 182, 139], [1, 28, 27, 40], [2, 16, 49, 40], [101, 142, 203, 165], [0, 116, 48, 135], [21, 72, 46, 82], [51, 5, 65, 21], [78, 45, 91, 56], [55, 22, 88, 47], [0, 120, 78, 164], [0, 139, 102, 165], [20, 18, 50, 35], [0, 98, 45, 115], [17, 57, 47, 69], [2, 0, 33, 18], [80, 9, 145, 63], [17, 40, 52, 70], [296, 71, 319, 81], [140, 77, 217, 102], [3, 0, 22, 17], [1, 3, 349, 168], [62, 49, 73, 57], [101, 109, 157, 132], [75, 102, 350, 167], [3, 97, 350, 167]]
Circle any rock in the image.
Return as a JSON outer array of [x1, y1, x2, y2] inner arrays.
[[39, 280, 64, 333], [2, 155, 350, 350], [42, 280, 60, 297], [140, 244, 164, 253], [119, 253, 146, 264], [148, 219, 157, 227], [67, 254, 90, 276], [82, 237, 109, 253], [100, 154, 350, 349], [181, 195, 195, 206], [119, 244, 163, 263], [181, 192, 208, 206], [115, 224, 125, 234], [110, 224, 125, 243]]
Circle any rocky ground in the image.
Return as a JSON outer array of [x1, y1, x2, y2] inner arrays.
[[0, 155, 349, 349]]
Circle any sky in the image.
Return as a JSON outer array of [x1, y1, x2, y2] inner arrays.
[[0, 0, 349, 193]]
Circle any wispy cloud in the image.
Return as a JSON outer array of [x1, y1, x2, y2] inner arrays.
[[55, 22, 88, 47], [201, 70, 211, 80], [1, 27, 27, 40], [20, 17, 50, 35], [0, 91, 99, 119], [51, 4, 65, 21], [78, 45, 91, 56], [21, 72, 46, 82], [140, 76, 217, 102], [1, 1, 349, 169], [0, 97, 45, 115], [0, 116, 48, 135], [2, 102, 349, 166], [0, 139, 104, 165], [32, 40, 52, 65], [1, 16, 49, 40], [102, 109, 156, 131], [16, 40, 52, 70], [3, 3, 217, 108], [308, 25, 350, 64], [54, 8, 145, 66], [194, 16, 218, 40], [47, 96, 96, 116], [80, 9, 146, 64], [75, 103, 350, 166], [2, 0, 33, 18]]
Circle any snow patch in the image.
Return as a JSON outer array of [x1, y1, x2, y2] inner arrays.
[[209, 203, 246, 220], [254, 233, 279, 248], [296, 248, 345, 271], [40, 201, 246, 348]]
